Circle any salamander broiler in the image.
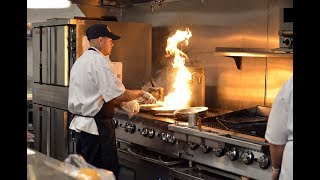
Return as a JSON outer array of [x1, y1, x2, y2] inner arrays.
[[114, 105, 272, 180]]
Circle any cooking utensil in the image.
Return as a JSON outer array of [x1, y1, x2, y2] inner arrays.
[[140, 104, 162, 111], [149, 87, 164, 101], [216, 119, 230, 130], [149, 76, 155, 87], [174, 107, 208, 117], [136, 74, 145, 86], [173, 106, 208, 122], [151, 106, 179, 114]]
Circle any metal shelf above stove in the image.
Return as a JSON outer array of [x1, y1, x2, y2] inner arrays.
[[214, 47, 293, 70]]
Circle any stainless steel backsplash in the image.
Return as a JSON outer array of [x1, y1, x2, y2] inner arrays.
[[121, 0, 293, 110]]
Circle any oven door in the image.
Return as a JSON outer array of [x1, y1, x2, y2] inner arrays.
[[118, 147, 186, 180], [117, 144, 240, 180]]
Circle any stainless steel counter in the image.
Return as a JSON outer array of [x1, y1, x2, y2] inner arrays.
[[27, 148, 75, 180]]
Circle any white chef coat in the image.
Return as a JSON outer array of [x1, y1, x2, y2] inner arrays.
[[265, 76, 293, 180], [68, 47, 125, 135]]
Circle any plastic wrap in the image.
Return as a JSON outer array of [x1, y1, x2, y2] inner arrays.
[[60, 154, 116, 180]]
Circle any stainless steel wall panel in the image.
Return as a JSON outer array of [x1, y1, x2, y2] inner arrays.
[[215, 57, 267, 110], [265, 57, 293, 106], [74, 20, 152, 89], [110, 22, 152, 89]]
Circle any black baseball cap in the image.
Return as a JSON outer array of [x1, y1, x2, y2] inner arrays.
[[86, 23, 121, 41]]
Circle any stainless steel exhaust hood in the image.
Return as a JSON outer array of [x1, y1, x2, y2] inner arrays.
[[27, 4, 86, 23], [27, 1, 121, 23]]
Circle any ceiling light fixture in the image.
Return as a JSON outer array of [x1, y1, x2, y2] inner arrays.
[[27, 0, 71, 9]]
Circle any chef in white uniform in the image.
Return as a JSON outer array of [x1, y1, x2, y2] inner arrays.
[[68, 23, 156, 179], [265, 76, 293, 180]]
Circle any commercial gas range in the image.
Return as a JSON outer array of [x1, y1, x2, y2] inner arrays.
[[114, 106, 272, 180], [114, 108, 190, 180]]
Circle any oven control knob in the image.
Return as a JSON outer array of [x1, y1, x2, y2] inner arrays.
[[283, 37, 292, 47], [113, 119, 118, 128], [140, 127, 148, 136], [258, 155, 270, 169], [161, 132, 168, 142], [213, 148, 224, 157], [188, 142, 199, 150], [148, 128, 155, 138], [124, 123, 130, 132], [226, 148, 239, 161], [241, 151, 254, 165], [166, 133, 175, 143], [200, 145, 211, 153], [126, 123, 136, 134]]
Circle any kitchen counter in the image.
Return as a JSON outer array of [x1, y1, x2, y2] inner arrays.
[[27, 148, 75, 180]]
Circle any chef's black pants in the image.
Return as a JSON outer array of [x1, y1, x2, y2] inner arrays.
[[76, 131, 119, 179]]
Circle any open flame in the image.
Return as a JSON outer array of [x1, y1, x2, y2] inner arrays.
[[163, 28, 192, 109]]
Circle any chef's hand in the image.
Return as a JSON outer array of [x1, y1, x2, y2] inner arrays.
[[121, 100, 140, 118], [141, 91, 157, 104]]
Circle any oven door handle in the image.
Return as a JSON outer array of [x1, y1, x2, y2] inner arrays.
[[118, 148, 185, 166]]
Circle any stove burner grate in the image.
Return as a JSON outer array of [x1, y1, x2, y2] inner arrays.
[[201, 118, 267, 138]]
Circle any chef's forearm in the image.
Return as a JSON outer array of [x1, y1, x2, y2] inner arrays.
[[269, 143, 285, 169], [114, 89, 144, 104]]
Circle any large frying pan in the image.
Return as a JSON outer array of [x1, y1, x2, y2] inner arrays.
[[139, 104, 162, 111], [149, 106, 208, 120], [174, 107, 208, 121], [150, 106, 179, 116]]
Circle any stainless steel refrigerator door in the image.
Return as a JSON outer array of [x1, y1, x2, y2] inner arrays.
[[50, 108, 69, 160], [32, 28, 41, 83], [33, 104, 51, 156], [50, 26, 69, 86], [33, 104, 40, 151], [33, 25, 70, 86], [41, 27, 50, 84]]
